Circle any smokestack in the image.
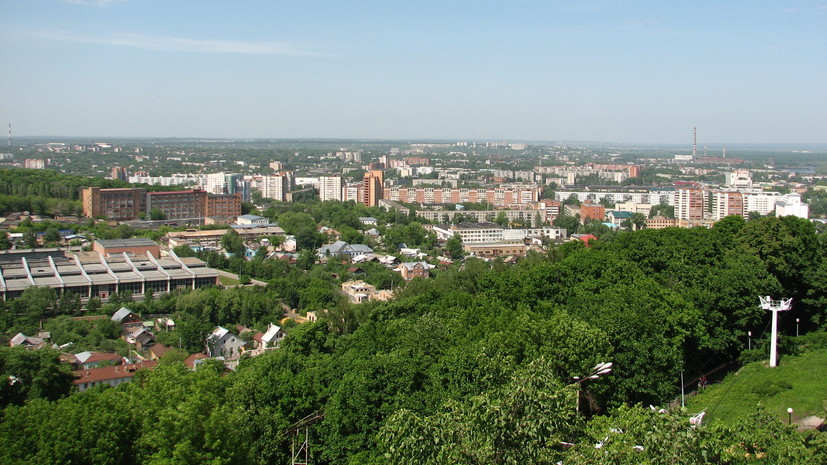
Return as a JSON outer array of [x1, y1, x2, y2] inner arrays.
[[7, 123, 10, 148], [722, 144, 727, 158], [692, 127, 697, 158]]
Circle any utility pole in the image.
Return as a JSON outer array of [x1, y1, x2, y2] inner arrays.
[[759, 296, 792, 367]]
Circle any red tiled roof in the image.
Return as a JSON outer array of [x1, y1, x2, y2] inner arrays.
[[150, 344, 172, 358], [84, 352, 124, 364], [184, 353, 209, 369], [73, 361, 157, 385]]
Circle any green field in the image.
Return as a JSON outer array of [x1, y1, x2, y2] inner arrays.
[[218, 274, 240, 286], [687, 349, 827, 426]]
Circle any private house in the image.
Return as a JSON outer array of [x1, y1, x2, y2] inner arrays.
[[184, 353, 209, 370], [149, 343, 172, 360], [74, 360, 157, 392], [127, 328, 155, 350], [73, 351, 124, 370], [9, 332, 48, 349], [111, 307, 143, 335], [341, 280, 376, 304], [396, 262, 432, 281], [206, 326, 246, 359], [316, 241, 374, 259], [252, 323, 285, 352]]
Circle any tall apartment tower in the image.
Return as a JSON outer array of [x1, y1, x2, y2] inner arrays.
[[319, 176, 344, 202], [362, 170, 384, 207], [111, 167, 129, 181], [711, 191, 745, 220], [674, 188, 707, 221]]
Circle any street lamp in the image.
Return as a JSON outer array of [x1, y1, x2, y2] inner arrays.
[[796, 318, 800, 337], [748, 331, 752, 350], [573, 362, 613, 414], [787, 407, 793, 425]]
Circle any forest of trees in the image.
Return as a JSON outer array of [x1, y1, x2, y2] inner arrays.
[[0, 215, 826, 463]]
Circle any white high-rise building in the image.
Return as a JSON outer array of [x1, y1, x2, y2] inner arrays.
[[258, 173, 294, 201], [775, 193, 809, 219], [319, 176, 344, 202], [742, 190, 781, 215]]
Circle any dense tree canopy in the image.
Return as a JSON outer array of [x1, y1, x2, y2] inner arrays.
[[0, 215, 825, 463]]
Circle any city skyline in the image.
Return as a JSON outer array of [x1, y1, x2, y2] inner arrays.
[[1, 0, 826, 144]]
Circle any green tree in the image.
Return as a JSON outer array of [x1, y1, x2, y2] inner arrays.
[[446, 234, 464, 259], [0, 347, 74, 407], [221, 230, 245, 257], [148, 207, 166, 220]]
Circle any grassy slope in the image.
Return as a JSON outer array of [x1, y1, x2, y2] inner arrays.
[[686, 349, 827, 426]]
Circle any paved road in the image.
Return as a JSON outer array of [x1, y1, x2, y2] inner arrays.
[[216, 269, 267, 287]]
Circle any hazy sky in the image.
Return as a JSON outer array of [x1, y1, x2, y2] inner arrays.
[[1, 0, 825, 144]]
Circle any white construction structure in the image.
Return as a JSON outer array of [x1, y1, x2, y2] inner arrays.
[[759, 296, 792, 367]]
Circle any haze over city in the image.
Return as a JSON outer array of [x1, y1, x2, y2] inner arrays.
[[1, 0, 825, 144]]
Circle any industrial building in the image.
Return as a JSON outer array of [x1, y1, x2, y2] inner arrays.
[[0, 248, 219, 302]]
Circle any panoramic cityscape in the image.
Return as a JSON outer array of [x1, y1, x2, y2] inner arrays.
[[1, 1, 826, 464]]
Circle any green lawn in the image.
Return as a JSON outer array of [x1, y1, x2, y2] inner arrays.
[[219, 274, 240, 286], [686, 349, 827, 426]]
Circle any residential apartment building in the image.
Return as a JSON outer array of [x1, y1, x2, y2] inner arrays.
[[710, 190, 746, 220], [579, 203, 606, 223], [257, 172, 294, 201], [363, 170, 384, 207], [386, 185, 540, 207], [319, 176, 344, 202], [554, 188, 675, 206], [674, 188, 707, 221], [416, 208, 541, 226]]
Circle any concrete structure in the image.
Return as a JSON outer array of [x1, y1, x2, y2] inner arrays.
[[82, 187, 147, 221], [0, 249, 219, 302], [82, 187, 240, 221], [146, 190, 207, 220]]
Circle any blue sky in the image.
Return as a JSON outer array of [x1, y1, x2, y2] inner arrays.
[[1, 0, 825, 144]]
